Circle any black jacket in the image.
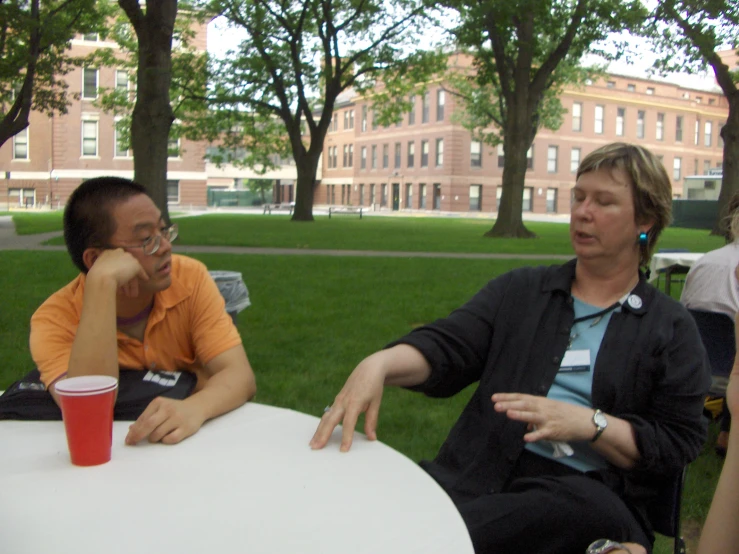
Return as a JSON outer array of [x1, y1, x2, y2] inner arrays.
[[391, 259, 710, 524]]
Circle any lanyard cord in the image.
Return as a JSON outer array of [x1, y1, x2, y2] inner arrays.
[[568, 291, 632, 348]]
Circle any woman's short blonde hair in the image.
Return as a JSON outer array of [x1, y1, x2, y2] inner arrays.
[[576, 142, 673, 267]]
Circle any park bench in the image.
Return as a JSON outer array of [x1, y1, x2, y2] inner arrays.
[[263, 202, 294, 215], [328, 206, 363, 219]]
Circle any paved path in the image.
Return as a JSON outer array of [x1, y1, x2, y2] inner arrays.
[[0, 215, 573, 260]]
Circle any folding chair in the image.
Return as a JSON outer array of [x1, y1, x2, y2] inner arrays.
[[655, 249, 690, 295], [646, 467, 688, 554]]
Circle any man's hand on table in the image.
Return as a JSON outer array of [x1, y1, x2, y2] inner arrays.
[[125, 397, 206, 445]]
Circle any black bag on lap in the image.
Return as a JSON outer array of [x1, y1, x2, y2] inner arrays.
[[0, 368, 197, 421]]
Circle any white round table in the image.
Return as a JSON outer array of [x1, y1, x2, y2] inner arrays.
[[0, 403, 473, 554]]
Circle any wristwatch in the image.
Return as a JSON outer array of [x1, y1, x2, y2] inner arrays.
[[587, 539, 632, 554], [591, 409, 608, 442]]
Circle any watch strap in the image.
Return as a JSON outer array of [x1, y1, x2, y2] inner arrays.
[[591, 409, 606, 443]]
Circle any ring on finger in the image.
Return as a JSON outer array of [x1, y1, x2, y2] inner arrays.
[[323, 405, 332, 414]]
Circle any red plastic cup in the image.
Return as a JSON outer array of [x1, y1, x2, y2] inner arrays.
[[54, 376, 118, 466]]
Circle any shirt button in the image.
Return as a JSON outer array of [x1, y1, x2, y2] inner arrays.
[[537, 384, 548, 394], [552, 355, 560, 364]]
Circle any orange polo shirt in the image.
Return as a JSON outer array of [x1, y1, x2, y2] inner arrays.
[[30, 254, 243, 389]]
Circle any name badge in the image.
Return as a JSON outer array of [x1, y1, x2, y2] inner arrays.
[[560, 349, 591, 373]]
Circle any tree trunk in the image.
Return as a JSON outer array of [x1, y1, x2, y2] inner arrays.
[[486, 101, 536, 238], [127, 1, 176, 225], [713, 94, 739, 239], [292, 154, 319, 221]]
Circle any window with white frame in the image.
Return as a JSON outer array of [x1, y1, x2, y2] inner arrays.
[[361, 146, 367, 169], [82, 32, 98, 41], [408, 95, 416, 125], [407, 141, 415, 168], [656, 113, 664, 141], [114, 119, 130, 158], [394, 142, 401, 168], [382, 144, 389, 168], [637, 110, 645, 139], [572, 102, 582, 132], [435, 138, 444, 167], [371, 145, 377, 168], [522, 187, 533, 211], [616, 107, 625, 136], [546, 188, 558, 213], [421, 140, 429, 167], [168, 135, 181, 159], [705, 121, 713, 147], [82, 68, 98, 99], [547, 145, 558, 173], [361, 105, 367, 132], [676, 116, 683, 142], [422, 92, 429, 123], [497, 144, 504, 168], [471, 140, 482, 167], [348, 144, 353, 167], [13, 128, 29, 160], [673, 157, 682, 180], [570, 147, 580, 173], [116, 70, 129, 92], [81, 119, 98, 156], [436, 89, 445, 121], [695, 118, 700, 145], [167, 180, 180, 204], [594, 105, 604, 134], [469, 185, 482, 211], [526, 145, 534, 170]]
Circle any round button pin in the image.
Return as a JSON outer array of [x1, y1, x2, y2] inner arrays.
[[627, 295, 642, 309]]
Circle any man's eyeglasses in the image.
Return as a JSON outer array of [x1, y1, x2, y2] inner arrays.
[[104, 224, 178, 256]]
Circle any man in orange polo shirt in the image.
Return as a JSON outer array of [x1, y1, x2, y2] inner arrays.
[[30, 176, 256, 445]]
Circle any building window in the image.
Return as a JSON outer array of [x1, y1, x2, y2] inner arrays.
[[167, 180, 180, 204], [546, 188, 558, 213], [369, 183, 375, 204], [496, 187, 502, 211], [419, 183, 427, 209], [695, 118, 700, 145], [342, 145, 348, 167], [570, 147, 580, 173], [361, 106, 367, 132], [82, 68, 98, 99], [405, 183, 412, 209], [526, 146, 534, 170], [636, 110, 645, 139], [381, 183, 388, 207], [497, 144, 504, 168], [82, 32, 98, 41], [348, 144, 354, 167], [436, 89, 445, 121], [646, 87, 655, 95], [372, 109, 378, 131], [705, 121, 713, 147], [114, 119, 130, 158], [522, 187, 533, 211], [572, 102, 582, 132], [13, 128, 28, 160], [81, 119, 98, 156], [421, 140, 429, 167], [344, 109, 354, 130], [469, 184, 482, 211], [394, 142, 401, 168], [359, 184, 364, 206], [408, 95, 416, 125], [595, 105, 604, 134], [606, 80, 616, 88], [435, 138, 444, 167], [547, 145, 558, 173], [470, 140, 482, 167], [360, 146, 367, 169], [676, 115, 683, 142], [704, 160, 711, 174], [673, 157, 682, 180], [407, 141, 415, 168], [422, 92, 430, 123], [343, 144, 353, 167], [616, 107, 625, 136], [382, 144, 389, 168], [371, 145, 377, 169], [115, 70, 129, 93], [627, 83, 636, 92], [656, 113, 664, 141]]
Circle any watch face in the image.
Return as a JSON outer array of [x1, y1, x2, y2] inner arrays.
[[587, 539, 621, 553], [594, 411, 607, 427]]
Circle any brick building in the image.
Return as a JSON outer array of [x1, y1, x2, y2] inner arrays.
[[0, 27, 209, 210], [318, 60, 728, 215]]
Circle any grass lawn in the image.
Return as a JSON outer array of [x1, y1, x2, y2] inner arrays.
[[0, 250, 723, 553], [33, 211, 726, 255], [12, 211, 65, 235]]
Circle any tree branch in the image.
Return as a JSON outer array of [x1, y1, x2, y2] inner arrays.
[[118, 0, 145, 36]]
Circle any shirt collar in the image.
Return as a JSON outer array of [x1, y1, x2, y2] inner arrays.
[[542, 258, 654, 315]]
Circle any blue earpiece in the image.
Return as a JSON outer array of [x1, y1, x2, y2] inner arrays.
[[638, 232, 648, 245]]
